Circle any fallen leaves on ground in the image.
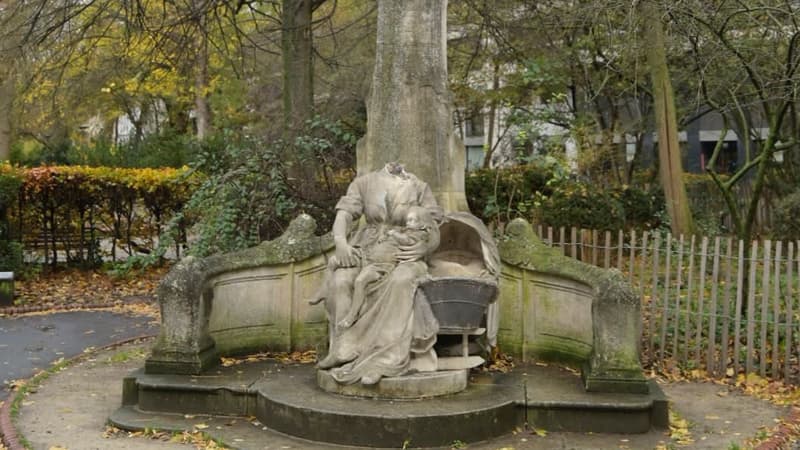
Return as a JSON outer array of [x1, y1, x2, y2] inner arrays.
[[668, 410, 694, 446], [5, 378, 26, 392], [748, 407, 800, 450], [104, 425, 228, 449], [220, 350, 317, 367], [479, 351, 515, 373], [735, 373, 800, 406], [530, 428, 547, 437], [650, 359, 800, 448], [7, 265, 170, 318]]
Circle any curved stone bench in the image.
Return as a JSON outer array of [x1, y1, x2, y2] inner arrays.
[[497, 218, 648, 394], [145, 215, 648, 395], [145, 214, 334, 374]]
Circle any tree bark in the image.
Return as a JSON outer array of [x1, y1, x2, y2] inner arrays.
[[358, 0, 468, 212], [642, 0, 693, 236], [482, 61, 500, 169], [194, 29, 212, 140], [282, 0, 315, 133]]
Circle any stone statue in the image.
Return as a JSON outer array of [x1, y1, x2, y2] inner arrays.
[[311, 162, 443, 385], [339, 206, 435, 330]]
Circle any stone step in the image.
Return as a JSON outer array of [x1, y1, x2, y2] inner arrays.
[[112, 360, 668, 448]]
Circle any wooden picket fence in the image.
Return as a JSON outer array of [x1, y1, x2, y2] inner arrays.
[[533, 225, 800, 384]]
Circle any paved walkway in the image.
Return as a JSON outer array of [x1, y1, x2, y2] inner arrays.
[[0, 310, 794, 449], [9, 339, 793, 450], [0, 310, 159, 401]]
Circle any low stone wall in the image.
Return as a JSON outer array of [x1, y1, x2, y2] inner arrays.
[[145, 214, 334, 374], [497, 218, 647, 393], [498, 267, 593, 364], [208, 254, 329, 355], [146, 215, 647, 393]]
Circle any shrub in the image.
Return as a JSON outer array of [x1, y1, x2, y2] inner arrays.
[[12, 165, 195, 267], [0, 163, 23, 271], [772, 190, 800, 241], [12, 129, 198, 169], [466, 163, 661, 231], [616, 185, 664, 230], [0, 240, 23, 272], [539, 182, 625, 231], [162, 118, 355, 258], [466, 158, 565, 224]]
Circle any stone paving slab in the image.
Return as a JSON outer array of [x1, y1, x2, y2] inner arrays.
[[9, 340, 791, 450]]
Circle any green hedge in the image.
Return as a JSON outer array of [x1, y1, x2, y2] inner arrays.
[[7, 165, 197, 267], [0, 164, 23, 271], [466, 164, 663, 231], [539, 184, 662, 231]]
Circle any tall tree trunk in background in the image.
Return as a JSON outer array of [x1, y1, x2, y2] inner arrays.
[[194, 64, 212, 139], [193, 10, 212, 140], [282, 0, 315, 133], [482, 61, 500, 168], [0, 72, 12, 161], [642, 0, 693, 236]]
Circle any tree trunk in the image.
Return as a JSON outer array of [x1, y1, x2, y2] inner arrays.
[[642, 0, 693, 236], [0, 72, 12, 161], [194, 18, 212, 140], [358, 0, 468, 212], [282, 0, 315, 133], [482, 61, 500, 168]]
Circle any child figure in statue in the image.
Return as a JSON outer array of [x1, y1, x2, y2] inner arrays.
[[338, 206, 434, 329]]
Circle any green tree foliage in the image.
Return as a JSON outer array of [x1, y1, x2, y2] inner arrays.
[[160, 118, 356, 258], [669, 0, 800, 243], [449, 0, 654, 182]]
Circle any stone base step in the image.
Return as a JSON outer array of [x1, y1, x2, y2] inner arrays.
[[113, 360, 668, 448]]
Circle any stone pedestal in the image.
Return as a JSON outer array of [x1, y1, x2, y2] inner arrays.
[[357, 0, 468, 212], [583, 275, 650, 394], [317, 369, 468, 399], [0, 271, 13, 307]]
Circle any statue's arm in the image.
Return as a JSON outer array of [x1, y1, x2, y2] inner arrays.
[[390, 231, 417, 246], [332, 209, 360, 268], [329, 176, 366, 268], [419, 183, 444, 223]]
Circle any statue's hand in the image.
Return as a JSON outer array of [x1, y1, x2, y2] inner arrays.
[[337, 315, 356, 330], [335, 242, 361, 268], [396, 240, 427, 262]]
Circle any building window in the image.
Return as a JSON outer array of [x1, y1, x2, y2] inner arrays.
[[466, 145, 485, 171], [700, 140, 738, 173], [465, 114, 485, 137]]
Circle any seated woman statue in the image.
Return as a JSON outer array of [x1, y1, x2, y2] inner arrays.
[[312, 162, 443, 385]]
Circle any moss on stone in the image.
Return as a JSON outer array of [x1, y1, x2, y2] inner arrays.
[[203, 214, 334, 278], [149, 214, 332, 374], [498, 218, 647, 393], [498, 219, 633, 304]]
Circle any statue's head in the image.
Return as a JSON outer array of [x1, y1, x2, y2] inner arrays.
[[405, 206, 434, 231], [384, 161, 406, 176]]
